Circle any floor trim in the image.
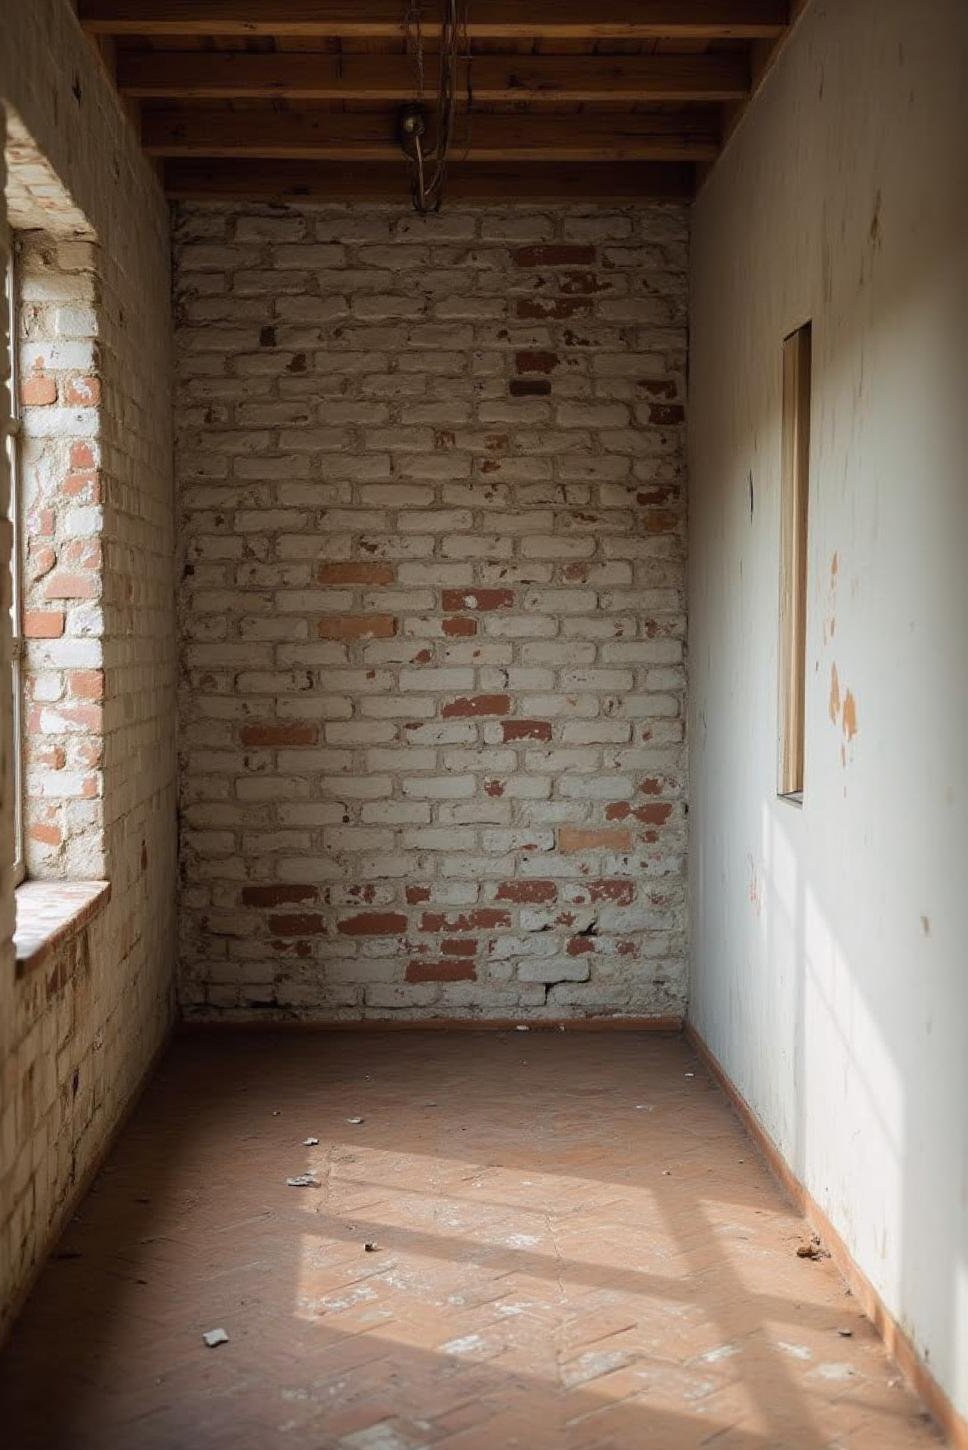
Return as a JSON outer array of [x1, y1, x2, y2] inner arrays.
[[178, 1013, 685, 1033], [685, 1021, 967, 1450]]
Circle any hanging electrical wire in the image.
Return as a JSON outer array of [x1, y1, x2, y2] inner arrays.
[[399, 0, 471, 214]]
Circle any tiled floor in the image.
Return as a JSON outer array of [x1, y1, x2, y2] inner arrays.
[[0, 1030, 944, 1449]]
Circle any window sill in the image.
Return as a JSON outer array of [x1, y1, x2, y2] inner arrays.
[[14, 880, 111, 979]]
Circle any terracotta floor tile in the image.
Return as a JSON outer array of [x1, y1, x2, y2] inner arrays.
[[0, 1031, 948, 1449]]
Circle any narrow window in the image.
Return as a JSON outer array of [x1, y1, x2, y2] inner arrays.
[[777, 321, 811, 800], [3, 240, 25, 881]]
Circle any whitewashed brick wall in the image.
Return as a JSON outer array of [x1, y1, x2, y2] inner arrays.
[[175, 201, 688, 1023], [1, 0, 176, 1336]]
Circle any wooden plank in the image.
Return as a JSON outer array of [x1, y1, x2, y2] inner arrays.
[[79, 1, 789, 40], [142, 105, 720, 162], [118, 50, 750, 103], [777, 322, 811, 799], [164, 158, 695, 202]]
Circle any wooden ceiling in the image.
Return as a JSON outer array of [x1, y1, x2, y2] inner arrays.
[[76, 2, 799, 204]]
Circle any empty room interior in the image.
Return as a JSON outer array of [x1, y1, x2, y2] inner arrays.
[[1, 2, 966, 1446]]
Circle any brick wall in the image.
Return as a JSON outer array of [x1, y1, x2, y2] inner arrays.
[[1, 0, 176, 1335], [175, 201, 688, 1023]]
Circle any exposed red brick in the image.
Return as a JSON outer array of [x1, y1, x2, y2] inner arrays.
[[509, 379, 551, 398], [317, 562, 395, 585], [648, 403, 685, 425], [405, 885, 431, 905], [567, 936, 596, 956], [442, 616, 477, 637], [502, 720, 551, 742], [28, 822, 62, 847], [496, 880, 557, 905], [42, 570, 99, 600], [587, 880, 635, 905], [406, 959, 476, 983], [68, 669, 105, 700], [70, 442, 96, 470], [441, 589, 514, 612], [267, 913, 326, 936], [484, 779, 505, 797], [24, 610, 64, 639], [21, 376, 57, 406], [441, 938, 477, 956], [512, 245, 596, 267], [559, 826, 632, 853], [241, 885, 317, 907], [63, 376, 101, 406], [317, 614, 396, 640], [338, 912, 408, 936], [240, 723, 318, 747], [636, 802, 674, 826], [420, 909, 510, 933], [442, 694, 511, 719], [515, 350, 559, 375]]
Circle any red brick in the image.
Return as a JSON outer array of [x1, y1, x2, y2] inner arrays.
[[587, 880, 635, 905], [70, 442, 96, 470], [241, 885, 317, 907], [515, 350, 559, 375], [512, 245, 595, 267], [63, 377, 101, 406], [24, 610, 64, 638], [502, 720, 551, 742], [317, 614, 396, 640], [267, 913, 326, 936], [442, 616, 477, 637], [441, 938, 477, 956], [648, 403, 685, 426], [43, 570, 99, 600], [405, 885, 431, 905], [441, 695, 511, 719], [496, 880, 557, 905], [420, 909, 510, 934], [20, 376, 57, 406], [509, 379, 551, 397], [67, 669, 105, 700], [240, 723, 319, 747], [317, 562, 395, 585], [567, 936, 596, 956], [559, 826, 632, 853], [406, 959, 476, 983], [441, 589, 514, 612], [642, 509, 678, 534], [28, 822, 62, 847], [337, 912, 407, 936]]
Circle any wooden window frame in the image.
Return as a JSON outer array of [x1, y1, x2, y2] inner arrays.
[[777, 321, 811, 801], [4, 241, 25, 883]]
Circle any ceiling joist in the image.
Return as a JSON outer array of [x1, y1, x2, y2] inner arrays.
[[142, 105, 721, 163], [79, 1, 789, 41], [118, 52, 751, 106], [164, 158, 695, 202]]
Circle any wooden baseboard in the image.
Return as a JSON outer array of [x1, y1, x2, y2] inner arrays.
[[684, 1022, 967, 1450], [178, 1013, 685, 1034], [0, 1015, 175, 1350]]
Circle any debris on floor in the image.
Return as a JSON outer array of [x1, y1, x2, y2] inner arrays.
[[515, 1025, 529, 1032], [796, 1235, 829, 1260], [363, 1241, 379, 1253], [286, 1175, 319, 1188], [346, 1117, 364, 1125], [303, 1137, 319, 1146], [838, 1327, 854, 1337], [202, 1328, 229, 1348]]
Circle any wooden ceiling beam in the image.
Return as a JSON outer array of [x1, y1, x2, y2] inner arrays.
[[79, 1, 789, 41], [142, 105, 720, 163], [118, 51, 750, 104], [164, 158, 695, 202]]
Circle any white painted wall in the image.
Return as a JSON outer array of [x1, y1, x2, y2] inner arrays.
[[688, 0, 968, 1424]]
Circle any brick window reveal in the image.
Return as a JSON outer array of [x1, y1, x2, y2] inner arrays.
[[16, 233, 105, 879]]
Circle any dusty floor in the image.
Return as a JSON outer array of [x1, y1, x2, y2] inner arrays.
[[0, 1030, 944, 1449]]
